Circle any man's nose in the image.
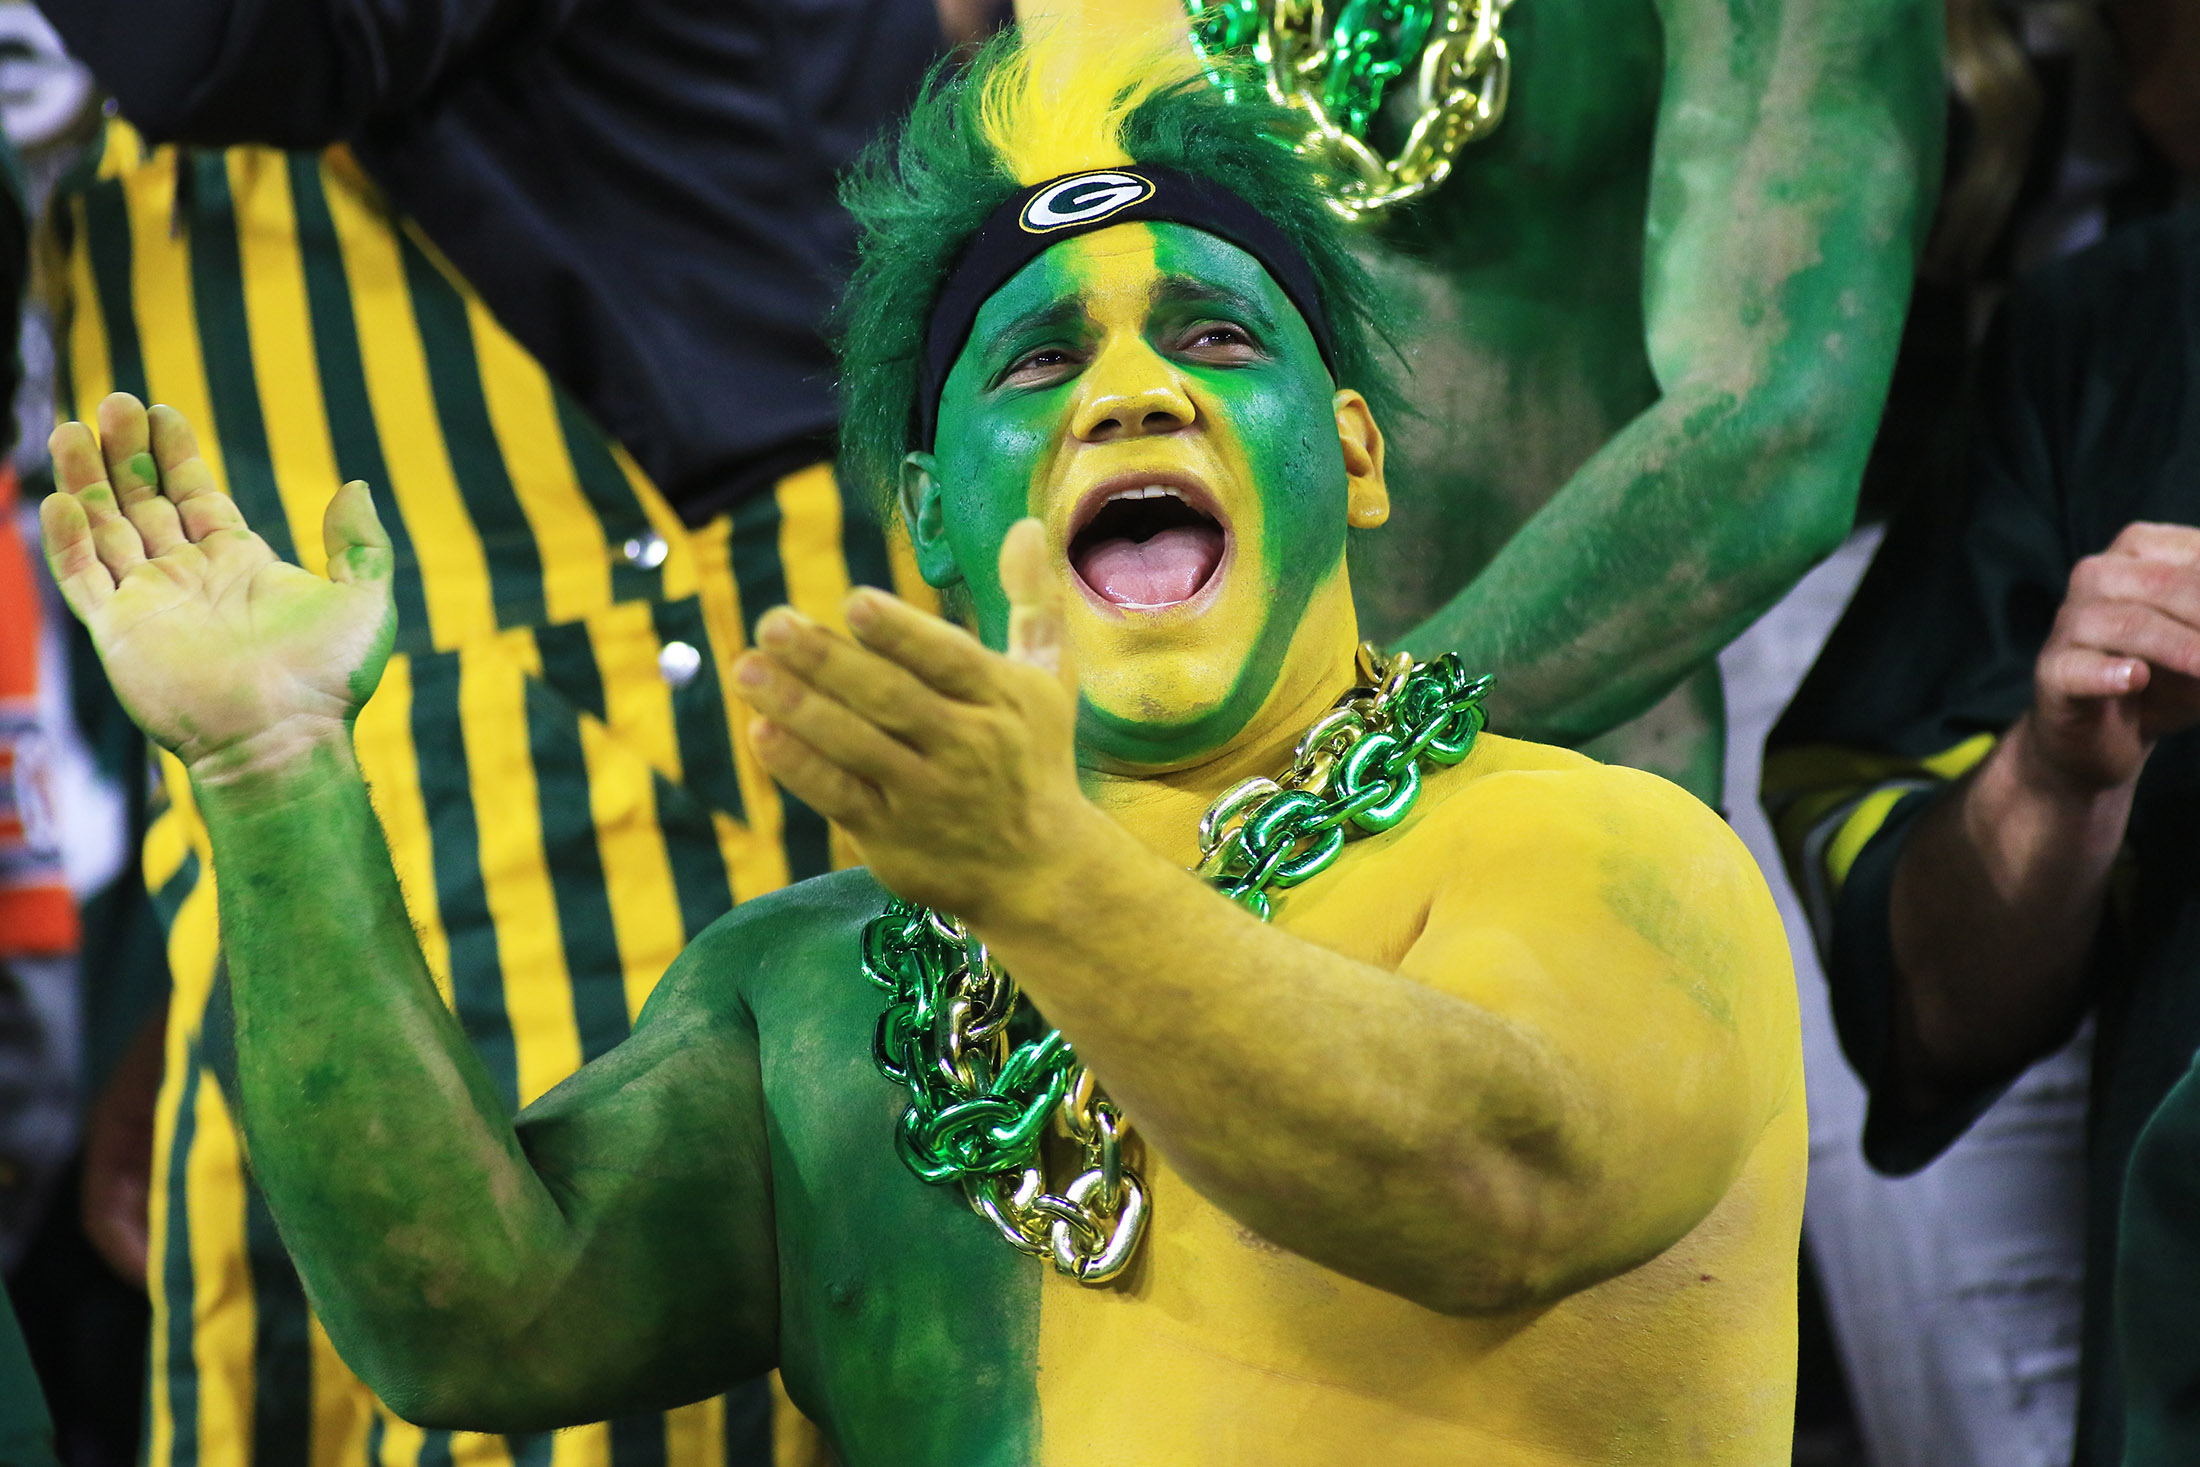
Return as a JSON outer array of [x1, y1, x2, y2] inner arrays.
[[1070, 339, 1195, 442]]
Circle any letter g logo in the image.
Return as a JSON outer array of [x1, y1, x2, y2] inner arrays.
[[1019, 171, 1155, 234]]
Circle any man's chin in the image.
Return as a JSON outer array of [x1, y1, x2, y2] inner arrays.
[[1073, 612, 1239, 680], [1073, 641, 1256, 764]]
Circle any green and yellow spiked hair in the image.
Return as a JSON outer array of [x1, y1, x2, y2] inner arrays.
[[835, 26, 1400, 512]]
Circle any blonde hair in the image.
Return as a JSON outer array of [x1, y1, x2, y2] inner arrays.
[[977, 24, 1201, 186], [1928, 0, 2045, 279]]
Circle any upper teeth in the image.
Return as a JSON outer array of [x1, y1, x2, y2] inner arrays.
[[1110, 485, 1181, 503]]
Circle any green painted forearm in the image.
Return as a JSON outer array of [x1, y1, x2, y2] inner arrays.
[[1401, 0, 1942, 745], [202, 741, 781, 1429], [1398, 383, 1865, 742], [197, 743, 582, 1422]]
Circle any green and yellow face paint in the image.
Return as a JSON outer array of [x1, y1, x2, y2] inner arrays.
[[908, 208, 1384, 772]]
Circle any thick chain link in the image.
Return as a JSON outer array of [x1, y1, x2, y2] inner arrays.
[[1182, 0, 1515, 218], [1194, 643, 1490, 915], [860, 905, 1150, 1282], [859, 645, 1489, 1283]]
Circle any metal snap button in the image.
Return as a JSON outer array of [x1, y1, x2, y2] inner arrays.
[[621, 531, 669, 570], [658, 640, 703, 690]]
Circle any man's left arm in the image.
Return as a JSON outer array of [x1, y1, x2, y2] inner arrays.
[[985, 760, 1790, 1315], [736, 528, 1790, 1315], [1402, 0, 1943, 746]]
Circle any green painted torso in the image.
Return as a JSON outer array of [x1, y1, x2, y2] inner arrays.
[[730, 873, 1043, 1462], [1348, 0, 1726, 790], [1352, 0, 1663, 641]]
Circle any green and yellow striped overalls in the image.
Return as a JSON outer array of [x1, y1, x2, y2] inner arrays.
[[54, 118, 923, 1467]]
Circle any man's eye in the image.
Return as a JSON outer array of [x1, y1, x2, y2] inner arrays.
[[999, 347, 1082, 387], [1177, 323, 1260, 360]]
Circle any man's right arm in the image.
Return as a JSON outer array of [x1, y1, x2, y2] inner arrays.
[[40, 393, 779, 1429], [205, 743, 779, 1429], [1888, 523, 2200, 1107]]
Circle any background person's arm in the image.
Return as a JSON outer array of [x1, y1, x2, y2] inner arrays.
[[32, 0, 577, 147], [1401, 0, 1943, 745], [80, 997, 162, 1286], [40, 395, 778, 1428], [1888, 522, 2200, 1107]]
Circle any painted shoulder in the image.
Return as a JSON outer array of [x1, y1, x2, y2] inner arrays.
[[1428, 732, 1774, 915], [1444, 729, 1606, 780], [1442, 729, 1712, 812], [1427, 735, 1801, 1114], [647, 868, 889, 1022]]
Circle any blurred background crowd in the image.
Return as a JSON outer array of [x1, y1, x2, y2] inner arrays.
[[0, 0, 2196, 1464]]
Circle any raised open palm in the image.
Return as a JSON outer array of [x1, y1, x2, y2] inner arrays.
[[40, 393, 395, 776]]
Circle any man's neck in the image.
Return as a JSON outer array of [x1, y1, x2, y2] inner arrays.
[[1079, 639, 1360, 870]]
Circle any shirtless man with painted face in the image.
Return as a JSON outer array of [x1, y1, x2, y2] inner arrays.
[[38, 34, 1803, 1466]]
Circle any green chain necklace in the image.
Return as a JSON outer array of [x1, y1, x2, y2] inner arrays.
[[859, 645, 1490, 1284], [1181, 0, 1516, 218]]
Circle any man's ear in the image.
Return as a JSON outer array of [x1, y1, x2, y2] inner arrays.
[[898, 452, 965, 589], [1334, 389, 1389, 530]]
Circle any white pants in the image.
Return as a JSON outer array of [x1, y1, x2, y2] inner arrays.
[[1723, 531, 2086, 1467]]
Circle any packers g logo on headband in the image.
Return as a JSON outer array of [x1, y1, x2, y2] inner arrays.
[[1019, 171, 1154, 233]]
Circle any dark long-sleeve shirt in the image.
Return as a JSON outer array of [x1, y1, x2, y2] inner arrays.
[[1763, 206, 2200, 1467], [38, 0, 944, 519]]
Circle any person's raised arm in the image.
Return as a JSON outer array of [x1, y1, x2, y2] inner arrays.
[[39, 393, 777, 1429], [734, 523, 1790, 1313], [33, 0, 569, 147], [1887, 522, 2200, 1108], [1401, 0, 1942, 745]]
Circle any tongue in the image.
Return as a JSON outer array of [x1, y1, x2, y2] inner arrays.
[[1074, 524, 1225, 607]]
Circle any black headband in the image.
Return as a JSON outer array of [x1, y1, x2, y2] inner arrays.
[[915, 165, 1340, 448]]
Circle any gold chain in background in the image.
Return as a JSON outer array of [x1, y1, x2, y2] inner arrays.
[[1185, 0, 1516, 219]]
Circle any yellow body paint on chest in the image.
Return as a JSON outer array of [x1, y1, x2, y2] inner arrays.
[[1032, 737, 1808, 1464]]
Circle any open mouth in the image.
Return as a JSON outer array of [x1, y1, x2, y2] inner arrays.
[[1067, 482, 1229, 610]]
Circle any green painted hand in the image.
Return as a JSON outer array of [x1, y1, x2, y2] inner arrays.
[[39, 393, 395, 780]]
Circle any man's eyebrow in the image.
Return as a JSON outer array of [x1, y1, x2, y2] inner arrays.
[[975, 298, 1087, 358], [1150, 275, 1278, 325]]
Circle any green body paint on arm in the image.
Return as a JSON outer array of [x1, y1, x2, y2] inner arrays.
[[1353, 0, 1941, 796], [201, 745, 779, 1428], [211, 758, 1043, 1455]]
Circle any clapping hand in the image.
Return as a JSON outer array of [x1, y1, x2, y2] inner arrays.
[[730, 518, 1105, 928], [39, 393, 395, 781], [2028, 521, 2200, 792]]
